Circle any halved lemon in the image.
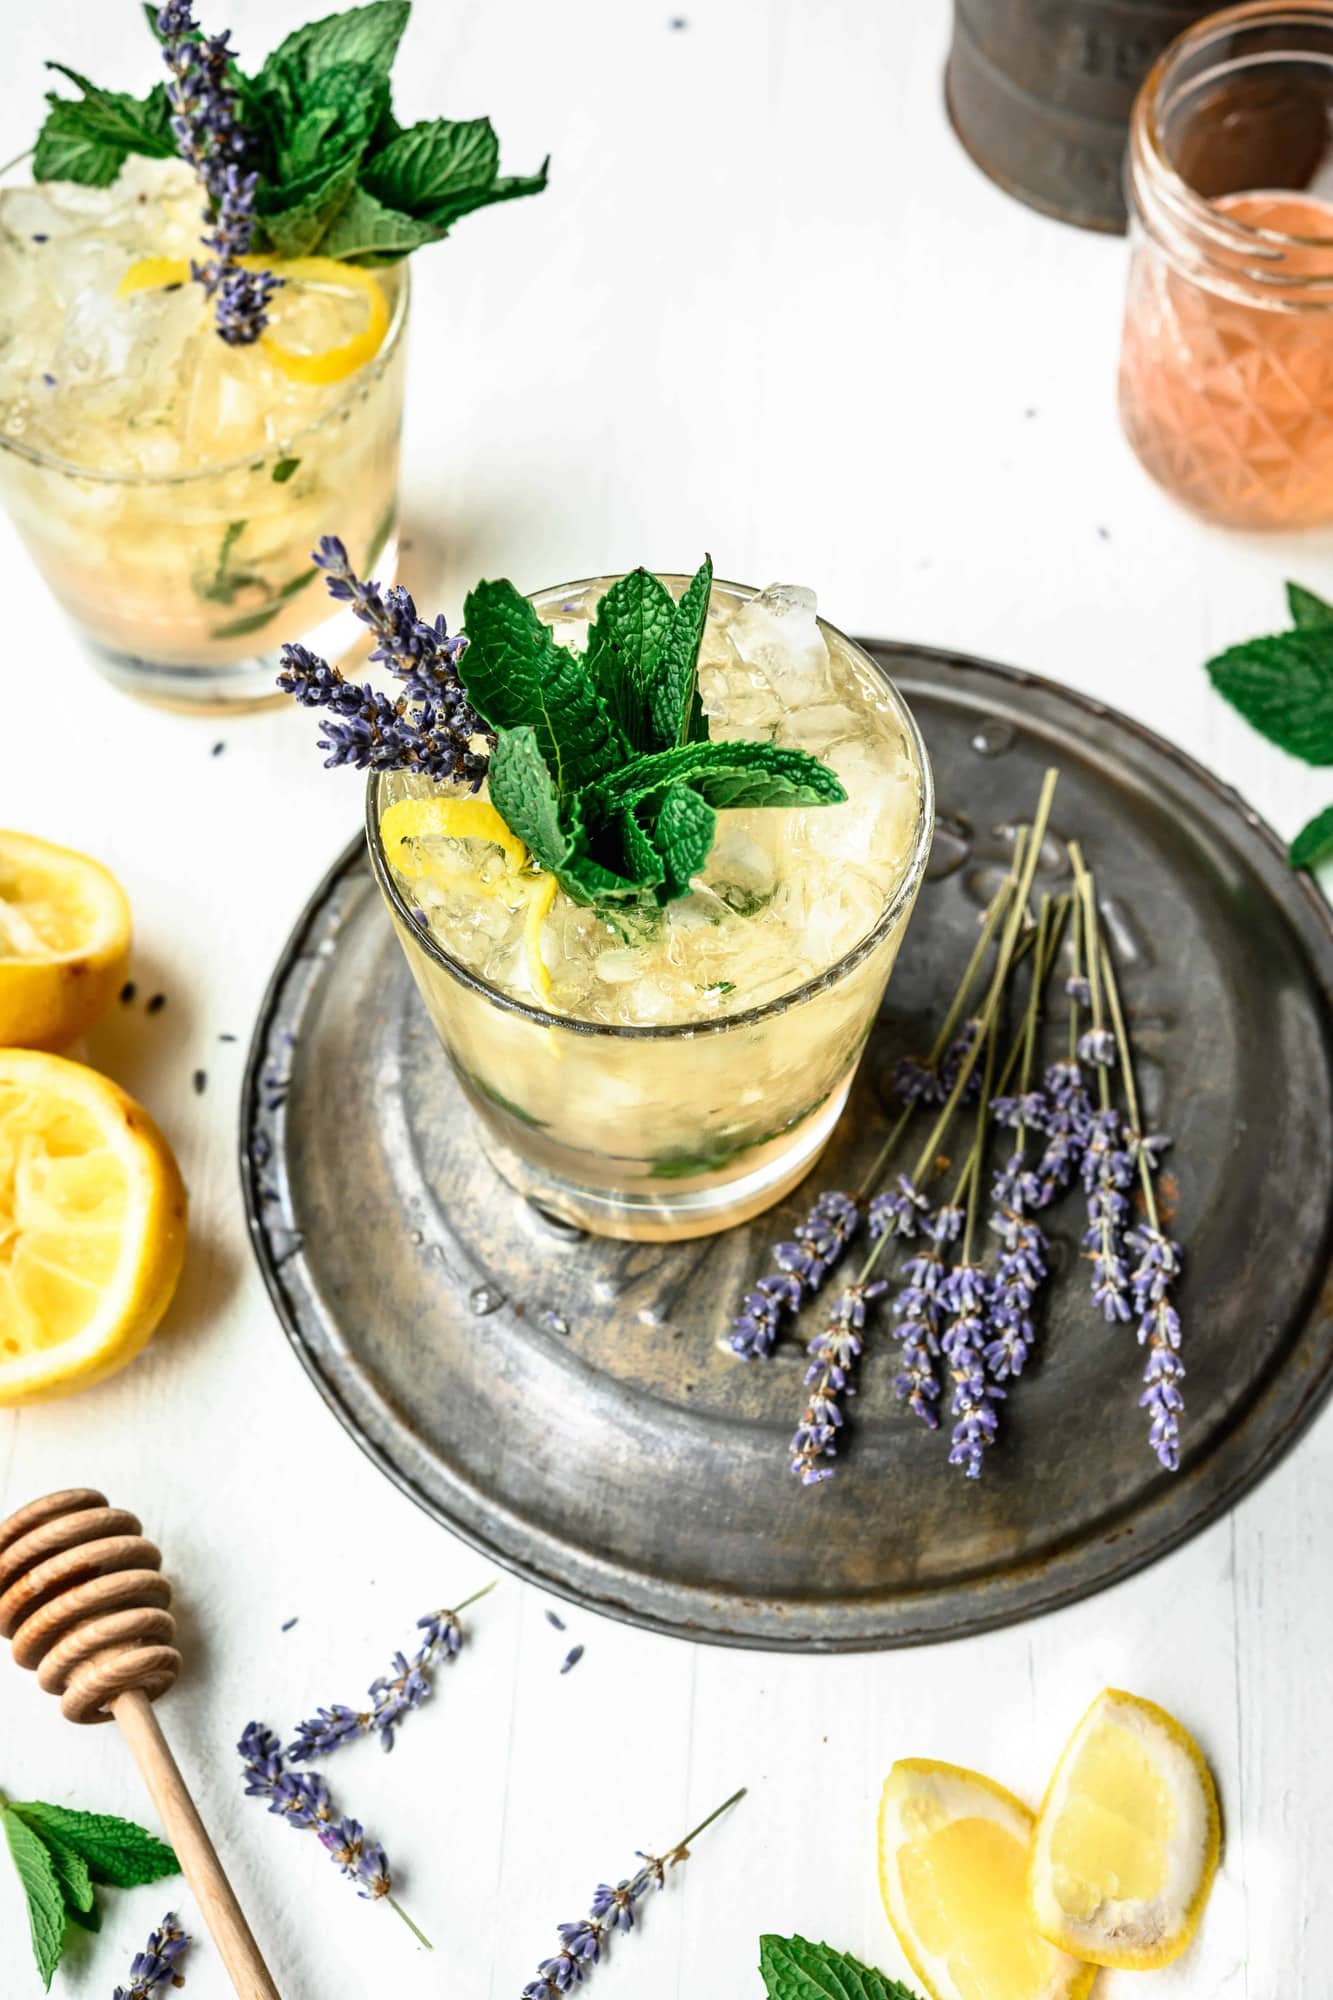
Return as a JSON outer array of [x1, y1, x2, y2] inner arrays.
[[117, 253, 389, 386], [0, 1050, 187, 1405], [380, 797, 556, 1000], [0, 831, 131, 1052], [879, 1760, 1096, 2000], [1028, 1688, 1220, 1970]]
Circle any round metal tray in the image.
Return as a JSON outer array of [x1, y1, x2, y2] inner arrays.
[[241, 645, 1333, 1651]]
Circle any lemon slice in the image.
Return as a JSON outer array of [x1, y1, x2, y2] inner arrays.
[[1028, 1688, 1220, 1970], [0, 1050, 187, 1405], [117, 253, 390, 386], [0, 831, 131, 1052], [879, 1760, 1095, 2000], [380, 797, 557, 1001]]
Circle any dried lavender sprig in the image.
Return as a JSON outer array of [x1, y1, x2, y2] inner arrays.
[[1099, 932, 1184, 1471], [729, 1191, 859, 1358], [942, 1015, 1006, 1477], [288, 1582, 496, 1759], [789, 1271, 890, 1482], [156, 2, 279, 344], [237, 1723, 432, 1947], [1070, 848, 1136, 1326], [521, 1787, 745, 1999], [113, 1912, 190, 2000]]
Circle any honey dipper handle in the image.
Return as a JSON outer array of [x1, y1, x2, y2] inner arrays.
[[111, 1690, 281, 2000]]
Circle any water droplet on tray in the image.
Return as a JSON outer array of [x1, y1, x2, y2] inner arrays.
[[971, 718, 1015, 758], [469, 1283, 507, 1316], [540, 1309, 571, 1337], [926, 812, 972, 881], [409, 1229, 423, 1246]]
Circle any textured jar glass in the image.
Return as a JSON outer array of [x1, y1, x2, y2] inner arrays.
[[0, 242, 408, 711], [1118, 2, 1333, 528], [367, 577, 934, 1243]]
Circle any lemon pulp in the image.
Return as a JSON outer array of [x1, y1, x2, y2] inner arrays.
[[1050, 1718, 1174, 1919]]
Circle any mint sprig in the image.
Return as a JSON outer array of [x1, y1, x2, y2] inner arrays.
[[34, 1, 548, 265], [459, 561, 847, 906], [1205, 579, 1333, 869], [759, 1934, 924, 2000], [0, 1794, 178, 1989]]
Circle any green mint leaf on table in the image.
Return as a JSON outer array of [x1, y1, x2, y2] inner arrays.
[[1290, 803, 1333, 870], [33, 66, 173, 186], [2, 1807, 65, 1989], [1287, 580, 1333, 631], [648, 555, 714, 749], [759, 1934, 923, 2000], [8, 1801, 178, 1888], [1206, 630, 1333, 765], [461, 579, 628, 793], [585, 568, 677, 750]]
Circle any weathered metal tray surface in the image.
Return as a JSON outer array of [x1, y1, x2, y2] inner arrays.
[[242, 646, 1333, 1651]]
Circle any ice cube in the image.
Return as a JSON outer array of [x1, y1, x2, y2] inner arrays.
[[727, 583, 832, 706], [705, 824, 776, 900]]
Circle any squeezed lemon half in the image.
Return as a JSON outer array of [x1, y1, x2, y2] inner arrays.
[[117, 253, 390, 385], [0, 830, 131, 1052], [878, 1760, 1095, 2000], [0, 1050, 187, 1405], [1028, 1688, 1221, 1970]]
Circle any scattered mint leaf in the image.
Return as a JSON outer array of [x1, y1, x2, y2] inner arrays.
[[652, 781, 716, 899], [759, 1934, 923, 2000], [1206, 630, 1333, 765], [648, 554, 713, 749], [585, 567, 676, 750], [33, 68, 173, 186], [260, 2, 411, 92], [9, 1802, 178, 1888], [594, 740, 846, 815], [2, 1808, 66, 1990], [34, 1828, 98, 1929], [1290, 803, 1333, 869], [461, 579, 628, 794], [1287, 581, 1333, 631], [317, 186, 438, 261], [271, 457, 302, 484]]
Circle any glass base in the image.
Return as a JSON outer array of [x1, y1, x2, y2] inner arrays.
[[474, 1078, 854, 1243], [81, 533, 399, 712]]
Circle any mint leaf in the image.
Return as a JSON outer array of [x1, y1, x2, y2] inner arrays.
[[261, 1, 410, 90], [318, 187, 438, 261], [595, 740, 846, 814], [487, 727, 570, 879], [461, 580, 627, 794], [652, 782, 716, 899], [34, 1827, 99, 1932], [1207, 631, 1333, 764], [362, 117, 548, 232], [33, 68, 173, 186], [10, 1803, 177, 1888], [585, 568, 676, 750], [648, 555, 713, 749], [272, 457, 302, 484], [1287, 581, 1333, 631], [2, 1808, 66, 1990], [559, 792, 644, 903], [257, 154, 361, 257], [1290, 803, 1333, 869], [759, 1934, 923, 2000]]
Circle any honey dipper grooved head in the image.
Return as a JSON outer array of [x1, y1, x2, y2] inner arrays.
[[0, 1490, 181, 1724]]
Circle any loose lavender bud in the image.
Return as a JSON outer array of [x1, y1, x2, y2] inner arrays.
[[320, 1818, 392, 1901], [113, 1913, 190, 2000], [789, 1280, 886, 1483], [288, 1592, 487, 1759], [1127, 1222, 1185, 1471], [729, 1190, 858, 1358]]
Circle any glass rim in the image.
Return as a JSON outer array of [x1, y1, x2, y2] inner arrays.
[[1131, 1, 1333, 277], [0, 165, 410, 487], [365, 574, 935, 1042]]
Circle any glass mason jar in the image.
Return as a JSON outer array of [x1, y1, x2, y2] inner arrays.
[[1118, 1, 1333, 528], [366, 576, 934, 1243], [0, 207, 408, 709]]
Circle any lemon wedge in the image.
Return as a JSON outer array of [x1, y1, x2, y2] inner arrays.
[[1028, 1688, 1220, 1970], [879, 1760, 1095, 2000], [117, 253, 390, 386], [0, 1050, 187, 1405], [380, 797, 557, 1001], [0, 831, 131, 1052]]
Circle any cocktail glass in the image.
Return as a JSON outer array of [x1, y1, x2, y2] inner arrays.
[[367, 575, 934, 1242]]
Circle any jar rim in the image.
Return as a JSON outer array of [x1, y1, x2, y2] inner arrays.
[[366, 575, 936, 1042]]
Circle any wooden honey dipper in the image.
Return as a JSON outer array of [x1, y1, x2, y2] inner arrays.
[[0, 1488, 279, 2000]]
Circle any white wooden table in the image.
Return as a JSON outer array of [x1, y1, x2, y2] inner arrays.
[[2, 3, 1329, 1995]]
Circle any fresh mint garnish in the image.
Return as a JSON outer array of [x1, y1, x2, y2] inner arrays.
[[0, 1795, 178, 1988], [1290, 803, 1333, 870], [1286, 580, 1333, 631], [34, 1, 548, 266], [759, 1933, 924, 2000], [458, 560, 847, 905]]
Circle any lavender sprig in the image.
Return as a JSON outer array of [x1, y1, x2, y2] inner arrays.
[[156, 2, 279, 344], [279, 541, 492, 786], [942, 1259, 1004, 1478], [789, 1276, 889, 1483], [521, 1788, 744, 1999], [288, 1582, 495, 1759], [730, 1191, 859, 1358], [237, 1723, 431, 1947], [113, 1913, 190, 2000]]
